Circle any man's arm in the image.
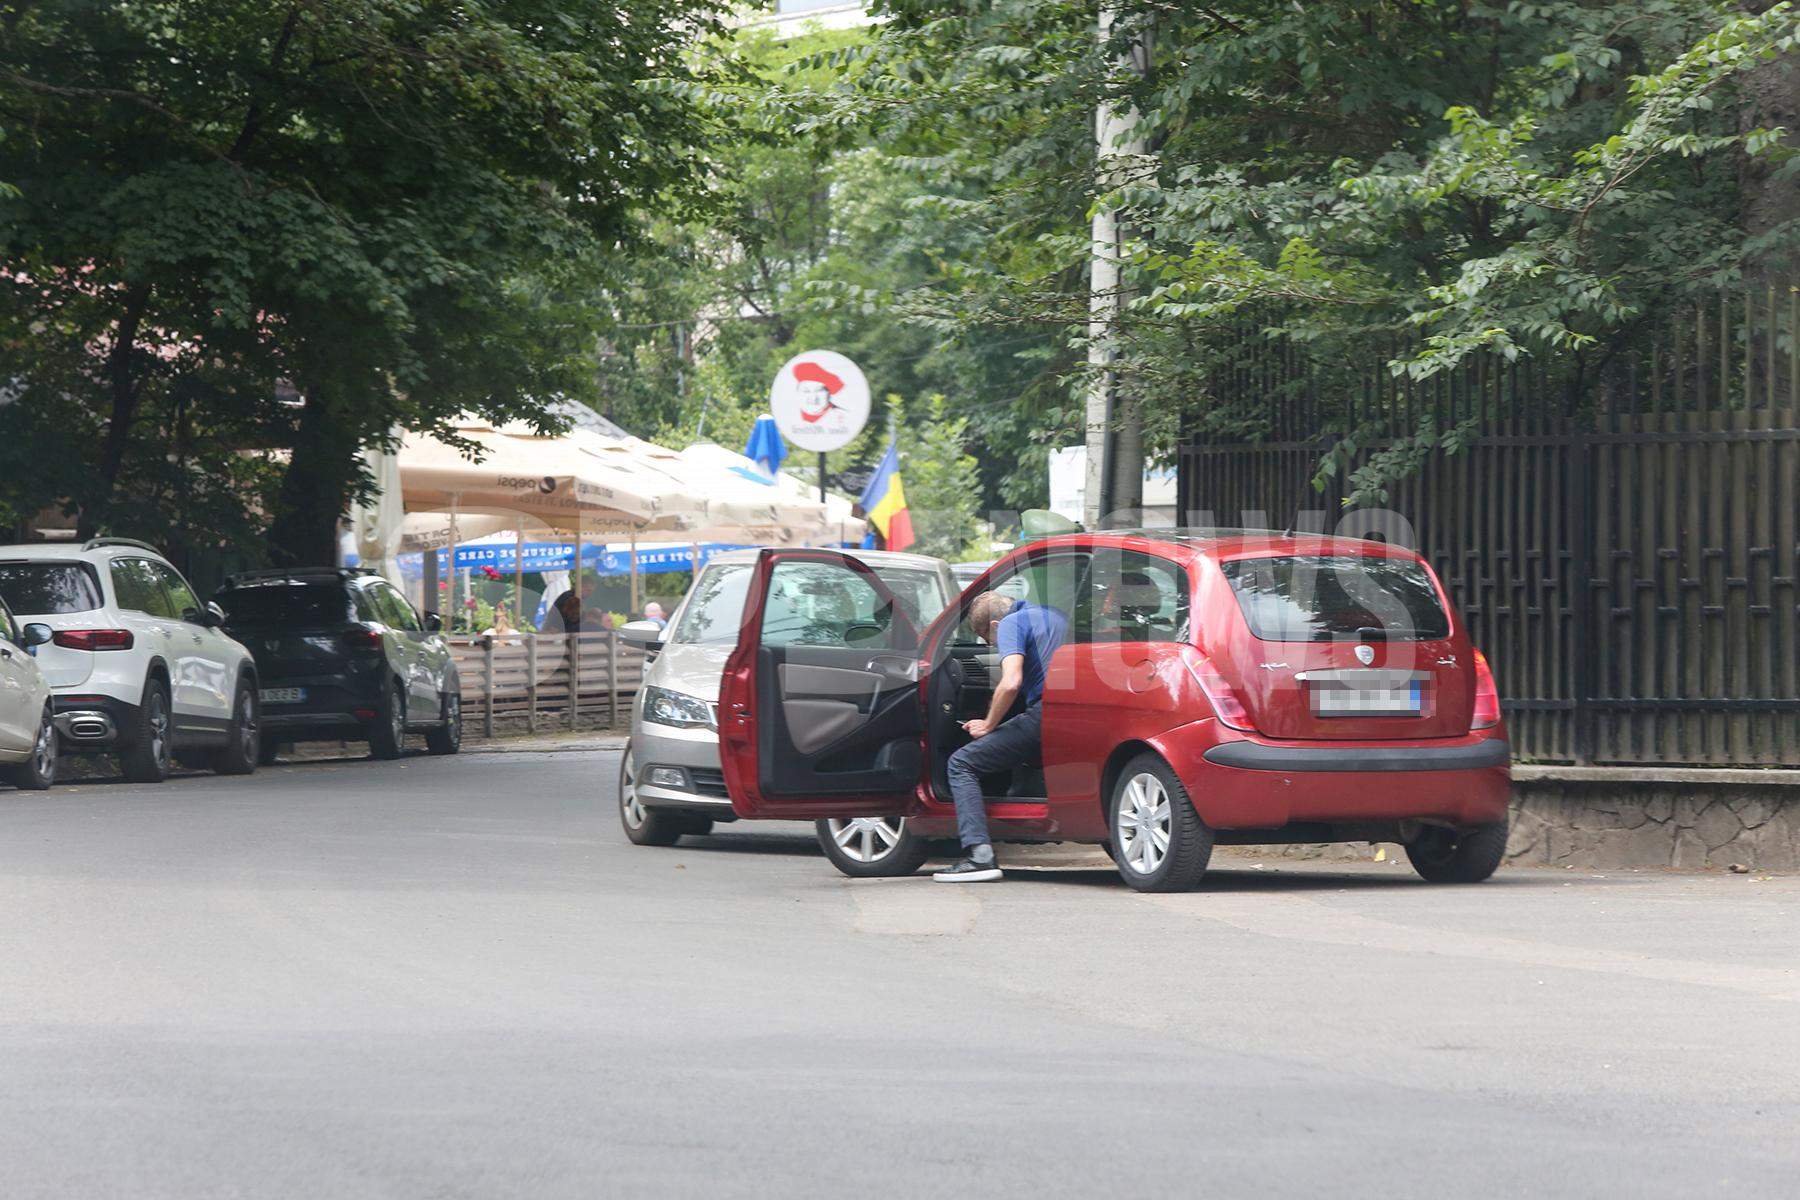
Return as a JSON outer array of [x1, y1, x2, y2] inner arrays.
[[967, 654, 1023, 737]]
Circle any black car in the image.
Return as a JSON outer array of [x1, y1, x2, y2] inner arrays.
[[213, 568, 461, 761]]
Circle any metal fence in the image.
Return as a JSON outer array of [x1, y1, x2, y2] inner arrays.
[[1177, 286, 1800, 766], [448, 632, 647, 736]]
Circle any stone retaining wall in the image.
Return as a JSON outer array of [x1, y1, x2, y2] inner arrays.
[[1506, 769, 1800, 871]]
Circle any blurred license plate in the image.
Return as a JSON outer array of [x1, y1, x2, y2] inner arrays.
[[260, 687, 305, 704], [1313, 683, 1420, 716]]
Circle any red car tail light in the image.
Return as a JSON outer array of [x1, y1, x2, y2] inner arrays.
[[344, 625, 385, 649], [1471, 648, 1501, 730], [1190, 652, 1257, 732], [52, 629, 135, 651]]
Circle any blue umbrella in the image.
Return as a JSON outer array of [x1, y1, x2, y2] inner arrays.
[[742, 414, 786, 481]]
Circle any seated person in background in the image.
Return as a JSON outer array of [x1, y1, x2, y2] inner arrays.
[[934, 590, 1068, 884], [642, 602, 667, 629], [538, 590, 581, 633]]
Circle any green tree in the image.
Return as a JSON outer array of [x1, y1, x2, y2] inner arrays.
[[892, 393, 983, 560], [824, 0, 1800, 501], [1, 0, 723, 562]]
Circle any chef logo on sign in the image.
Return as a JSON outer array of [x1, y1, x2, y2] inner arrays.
[[770, 350, 870, 453]]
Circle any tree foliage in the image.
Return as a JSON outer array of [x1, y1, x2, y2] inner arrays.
[[810, 0, 1800, 501], [1, 0, 722, 565]]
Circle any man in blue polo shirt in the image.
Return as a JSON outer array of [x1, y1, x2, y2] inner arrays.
[[935, 591, 1069, 882]]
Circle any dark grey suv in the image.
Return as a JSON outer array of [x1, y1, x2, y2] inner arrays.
[[213, 568, 461, 761]]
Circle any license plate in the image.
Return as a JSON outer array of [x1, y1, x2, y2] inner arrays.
[[260, 687, 306, 704], [1313, 682, 1421, 716]]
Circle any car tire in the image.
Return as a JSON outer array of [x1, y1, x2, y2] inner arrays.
[[119, 679, 173, 783], [425, 690, 462, 756], [6, 707, 56, 790], [814, 816, 932, 878], [1405, 821, 1509, 883], [619, 748, 684, 846], [678, 816, 715, 837], [369, 679, 407, 761], [210, 680, 260, 775], [1108, 752, 1212, 893]]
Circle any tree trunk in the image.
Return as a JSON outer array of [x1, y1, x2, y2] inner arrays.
[[78, 281, 155, 539], [267, 393, 364, 567], [1739, 1, 1800, 280]]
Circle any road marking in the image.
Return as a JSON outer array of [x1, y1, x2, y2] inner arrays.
[[847, 879, 983, 937], [1143, 892, 1800, 1002]]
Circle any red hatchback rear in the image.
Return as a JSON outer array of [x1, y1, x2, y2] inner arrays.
[[718, 531, 1510, 891]]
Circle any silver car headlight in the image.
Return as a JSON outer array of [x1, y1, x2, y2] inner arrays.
[[642, 685, 716, 730]]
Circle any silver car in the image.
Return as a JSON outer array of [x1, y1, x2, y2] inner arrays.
[[619, 548, 957, 872]]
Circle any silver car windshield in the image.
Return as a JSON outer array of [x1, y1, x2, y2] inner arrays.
[[669, 562, 949, 646]]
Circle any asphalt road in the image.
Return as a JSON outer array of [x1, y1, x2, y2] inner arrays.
[[1, 748, 1796, 1198]]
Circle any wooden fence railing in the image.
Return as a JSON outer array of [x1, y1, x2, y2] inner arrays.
[[447, 632, 647, 736]]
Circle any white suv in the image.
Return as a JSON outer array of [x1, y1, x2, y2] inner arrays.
[[0, 539, 262, 781]]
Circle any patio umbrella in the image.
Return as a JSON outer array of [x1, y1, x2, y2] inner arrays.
[[742, 414, 786, 478]]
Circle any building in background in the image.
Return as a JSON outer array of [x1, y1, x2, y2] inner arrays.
[[739, 0, 869, 37]]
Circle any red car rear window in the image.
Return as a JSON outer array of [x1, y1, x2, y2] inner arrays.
[[1220, 555, 1451, 642]]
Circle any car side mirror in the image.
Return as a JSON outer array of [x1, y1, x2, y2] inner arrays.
[[422, 611, 443, 633], [20, 622, 52, 649], [617, 619, 663, 651], [206, 601, 227, 627]]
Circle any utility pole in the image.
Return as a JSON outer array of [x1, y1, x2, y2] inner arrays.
[[1083, 5, 1151, 529]]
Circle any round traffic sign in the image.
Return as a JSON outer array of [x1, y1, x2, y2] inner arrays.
[[769, 350, 870, 452]]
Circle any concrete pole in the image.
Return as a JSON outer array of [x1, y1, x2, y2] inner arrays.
[[1083, 5, 1151, 529]]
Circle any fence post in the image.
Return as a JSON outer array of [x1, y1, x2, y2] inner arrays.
[[526, 634, 539, 734], [568, 631, 580, 730], [483, 635, 495, 739], [1570, 426, 1596, 765], [608, 631, 619, 729]]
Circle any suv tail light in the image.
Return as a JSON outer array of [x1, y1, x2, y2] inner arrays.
[[344, 625, 385, 649], [1190, 652, 1257, 732], [1471, 648, 1501, 730], [52, 629, 135, 651]]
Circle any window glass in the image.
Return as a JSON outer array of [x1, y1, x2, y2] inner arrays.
[[762, 561, 901, 649], [671, 565, 752, 646], [1078, 550, 1190, 643], [0, 598, 17, 644], [950, 553, 1088, 645], [218, 584, 355, 627], [673, 560, 946, 647], [375, 584, 420, 631], [1221, 555, 1451, 642], [0, 562, 103, 614], [110, 559, 175, 618], [147, 563, 202, 621]]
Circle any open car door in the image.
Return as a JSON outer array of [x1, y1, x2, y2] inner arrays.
[[720, 550, 926, 820]]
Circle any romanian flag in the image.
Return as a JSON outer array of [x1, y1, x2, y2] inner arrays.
[[858, 440, 915, 552]]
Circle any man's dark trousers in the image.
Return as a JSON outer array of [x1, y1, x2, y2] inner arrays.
[[946, 705, 1042, 849]]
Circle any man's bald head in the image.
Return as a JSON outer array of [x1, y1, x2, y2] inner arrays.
[[967, 591, 1015, 642]]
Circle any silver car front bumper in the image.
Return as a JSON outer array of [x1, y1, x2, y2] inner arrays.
[[630, 719, 733, 813]]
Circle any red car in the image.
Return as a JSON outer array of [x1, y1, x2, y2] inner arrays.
[[718, 530, 1510, 892]]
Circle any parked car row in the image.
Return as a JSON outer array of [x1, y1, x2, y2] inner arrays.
[[0, 539, 463, 789], [622, 524, 1512, 892]]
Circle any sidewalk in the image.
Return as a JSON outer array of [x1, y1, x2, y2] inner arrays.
[[463, 730, 629, 755]]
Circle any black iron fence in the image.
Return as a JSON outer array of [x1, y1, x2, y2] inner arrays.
[[1176, 286, 1800, 766]]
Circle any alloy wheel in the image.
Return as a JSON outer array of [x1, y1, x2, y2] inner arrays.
[[32, 713, 54, 778], [391, 688, 407, 745], [239, 691, 259, 761], [1116, 771, 1172, 875], [826, 816, 905, 863], [444, 694, 460, 741], [148, 692, 170, 769], [620, 750, 647, 829]]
